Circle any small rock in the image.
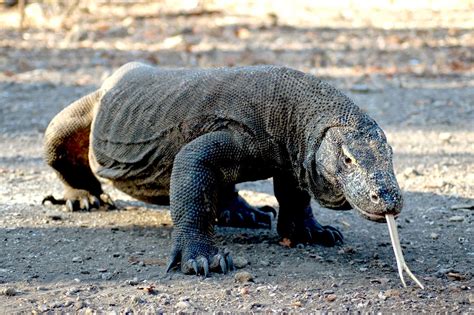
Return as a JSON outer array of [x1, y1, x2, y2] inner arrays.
[[2, 288, 17, 296], [403, 167, 421, 178], [97, 268, 108, 273], [448, 216, 464, 222], [38, 304, 49, 312], [130, 295, 144, 305], [435, 268, 453, 278], [385, 289, 401, 298], [112, 253, 121, 258], [125, 278, 139, 286], [325, 294, 337, 302], [447, 272, 466, 281], [430, 232, 439, 239], [101, 272, 113, 280], [450, 204, 474, 211], [240, 287, 250, 295], [350, 83, 373, 93], [323, 289, 334, 295], [175, 301, 191, 310], [260, 260, 270, 267], [233, 256, 249, 269], [72, 257, 83, 263], [65, 288, 80, 296], [48, 215, 62, 221], [439, 132, 453, 143], [359, 267, 368, 272], [234, 271, 254, 283], [74, 301, 86, 311], [378, 291, 388, 301]]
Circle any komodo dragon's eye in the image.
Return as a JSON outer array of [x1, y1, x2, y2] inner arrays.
[[344, 156, 353, 165], [341, 145, 358, 167]]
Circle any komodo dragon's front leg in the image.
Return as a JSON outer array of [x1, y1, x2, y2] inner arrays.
[[274, 173, 343, 246], [166, 131, 256, 276], [42, 92, 115, 211]]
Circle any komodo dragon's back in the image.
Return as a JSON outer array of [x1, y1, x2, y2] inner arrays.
[[90, 62, 288, 183]]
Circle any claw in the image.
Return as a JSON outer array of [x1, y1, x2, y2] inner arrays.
[[225, 254, 234, 272], [258, 206, 277, 218], [182, 259, 199, 275], [66, 199, 75, 212], [42, 195, 66, 205], [81, 197, 90, 211], [219, 256, 227, 274], [166, 250, 180, 273], [197, 256, 209, 277], [192, 260, 199, 275], [90, 196, 100, 209], [100, 194, 116, 210]]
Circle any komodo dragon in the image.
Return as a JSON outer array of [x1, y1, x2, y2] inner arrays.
[[43, 62, 402, 276]]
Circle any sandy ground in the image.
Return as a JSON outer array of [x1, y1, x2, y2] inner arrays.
[[0, 2, 473, 313]]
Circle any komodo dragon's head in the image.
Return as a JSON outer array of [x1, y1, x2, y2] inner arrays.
[[310, 124, 403, 222]]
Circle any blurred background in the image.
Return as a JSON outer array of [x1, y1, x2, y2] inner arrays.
[[1, 0, 473, 86]]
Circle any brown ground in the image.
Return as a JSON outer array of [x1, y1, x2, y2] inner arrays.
[[0, 1, 473, 313]]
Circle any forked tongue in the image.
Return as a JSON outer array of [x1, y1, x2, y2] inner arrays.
[[385, 214, 424, 289]]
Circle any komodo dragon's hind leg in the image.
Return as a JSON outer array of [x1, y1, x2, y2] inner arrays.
[[42, 91, 115, 212], [216, 185, 276, 229], [274, 173, 343, 246]]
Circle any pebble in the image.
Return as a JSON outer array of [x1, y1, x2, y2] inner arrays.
[[38, 304, 49, 312], [74, 301, 86, 311], [385, 289, 401, 298], [234, 271, 254, 283], [403, 167, 421, 178], [65, 288, 80, 296], [448, 216, 464, 222], [260, 260, 270, 267], [101, 272, 113, 280], [439, 132, 453, 143], [72, 257, 83, 263], [125, 277, 139, 286], [233, 256, 249, 269], [323, 289, 334, 295], [430, 232, 439, 239], [175, 301, 192, 310], [378, 291, 388, 301], [450, 204, 474, 210], [1, 287, 17, 296], [325, 294, 337, 302]]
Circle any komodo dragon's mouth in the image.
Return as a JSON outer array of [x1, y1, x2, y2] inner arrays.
[[351, 203, 400, 223]]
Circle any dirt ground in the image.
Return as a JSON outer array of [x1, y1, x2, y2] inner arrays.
[[0, 1, 473, 313]]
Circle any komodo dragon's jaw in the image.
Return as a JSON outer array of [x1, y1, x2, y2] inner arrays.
[[313, 126, 403, 222]]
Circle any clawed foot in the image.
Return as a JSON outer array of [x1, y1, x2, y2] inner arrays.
[[42, 190, 116, 211], [166, 238, 234, 277], [278, 207, 343, 247], [217, 193, 276, 229]]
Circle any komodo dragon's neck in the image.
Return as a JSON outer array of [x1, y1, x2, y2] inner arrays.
[[262, 74, 373, 192]]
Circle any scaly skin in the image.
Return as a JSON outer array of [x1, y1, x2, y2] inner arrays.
[[43, 62, 402, 277]]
